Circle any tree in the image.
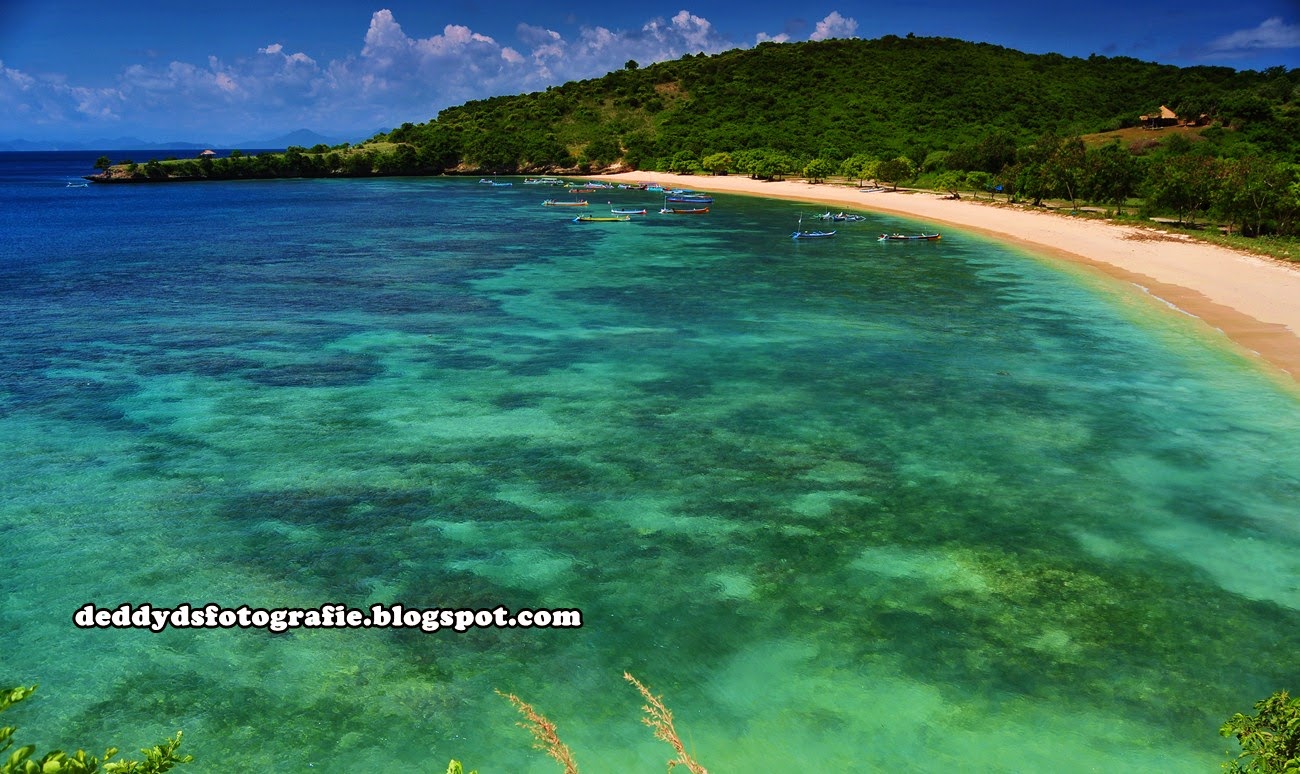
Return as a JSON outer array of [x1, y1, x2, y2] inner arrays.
[[1042, 135, 1086, 210], [803, 157, 835, 183], [701, 152, 733, 175], [668, 150, 699, 174], [94, 156, 111, 173], [934, 170, 963, 198], [0, 685, 192, 773], [1146, 154, 1219, 226], [876, 156, 916, 190], [839, 154, 878, 186], [1085, 142, 1143, 214], [1016, 132, 1067, 207], [749, 150, 794, 181], [1221, 690, 1300, 773], [964, 170, 993, 199], [1207, 156, 1293, 236]]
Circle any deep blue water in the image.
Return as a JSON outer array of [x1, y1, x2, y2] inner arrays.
[[2, 151, 1299, 772]]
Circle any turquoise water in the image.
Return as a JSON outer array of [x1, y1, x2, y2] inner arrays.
[[3, 160, 1299, 772]]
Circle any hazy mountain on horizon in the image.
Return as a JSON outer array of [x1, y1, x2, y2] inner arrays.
[[0, 128, 364, 152]]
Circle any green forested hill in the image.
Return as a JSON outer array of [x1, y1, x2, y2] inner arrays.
[[380, 35, 1298, 172], [99, 35, 1300, 241]]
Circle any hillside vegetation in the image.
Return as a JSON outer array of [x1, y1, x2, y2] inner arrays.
[[386, 35, 1297, 171]]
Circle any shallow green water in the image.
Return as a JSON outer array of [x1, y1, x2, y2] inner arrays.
[[2, 173, 1298, 772]]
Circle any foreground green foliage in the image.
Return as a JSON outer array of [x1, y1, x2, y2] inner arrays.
[[0, 686, 191, 774], [1222, 690, 1300, 773]]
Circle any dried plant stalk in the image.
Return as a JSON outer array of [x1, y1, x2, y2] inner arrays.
[[623, 672, 708, 774], [496, 689, 580, 774]]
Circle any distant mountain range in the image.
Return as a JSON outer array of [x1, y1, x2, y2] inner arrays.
[[0, 128, 369, 152]]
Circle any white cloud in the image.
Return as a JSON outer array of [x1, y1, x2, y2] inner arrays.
[[0, 7, 867, 143], [756, 32, 791, 44], [0, 59, 125, 132], [810, 11, 857, 42], [1209, 17, 1300, 53]]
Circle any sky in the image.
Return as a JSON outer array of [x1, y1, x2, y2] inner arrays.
[[1, 1, 1298, 145]]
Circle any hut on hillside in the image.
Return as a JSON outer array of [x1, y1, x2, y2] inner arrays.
[[1140, 106, 1179, 129]]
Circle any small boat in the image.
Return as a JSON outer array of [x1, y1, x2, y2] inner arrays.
[[524, 177, 565, 185], [814, 211, 866, 222], [490, 181, 513, 187], [479, 178, 495, 184], [792, 229, 836, 239], [611, 208, 648, 215], [543, 199, 589, 207], [878, 233, 941, 241], [646, 185, 664, 193], [65, 181, 89, 188], [573, 215, 631, 223], [660, 206, 709, 214]]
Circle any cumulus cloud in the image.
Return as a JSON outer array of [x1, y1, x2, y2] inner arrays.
[[1208, 17, 1300, 53], [0, 58, 125, 133], [810, 11, 857, 42], [0, 7, 865, 143]]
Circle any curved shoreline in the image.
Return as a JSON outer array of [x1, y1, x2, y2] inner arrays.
[[598, 171, 1300, 385]]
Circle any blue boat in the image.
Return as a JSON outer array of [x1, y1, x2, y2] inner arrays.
[[792, 229, 836, 239]]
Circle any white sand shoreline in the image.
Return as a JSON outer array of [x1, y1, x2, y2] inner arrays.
[[597, 171, 1300, 384]]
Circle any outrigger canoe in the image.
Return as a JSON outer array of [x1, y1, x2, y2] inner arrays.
[[878, 233, 941, 241], [573, 215, 632, 223], [543, 199, 588, 207], [792, 230, 836, 239], [611, 208, 648, 215], [660, 206, 710, 214]]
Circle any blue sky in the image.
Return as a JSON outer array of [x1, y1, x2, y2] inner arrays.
[[2, 1, 1297, 144]]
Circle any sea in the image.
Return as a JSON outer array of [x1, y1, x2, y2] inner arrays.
[[2, 151, 1299, 772]]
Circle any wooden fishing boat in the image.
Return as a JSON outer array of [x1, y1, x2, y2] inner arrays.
[[611, 208, 648, 215], [660, 206, 710, 214], [878, 233, 941, 241], [543, 199, 588, 207], [791, 213, 835, 239], [573, 215, 631, 223]]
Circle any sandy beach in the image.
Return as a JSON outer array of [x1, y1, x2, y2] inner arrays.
[[599, 171, 1300, 384]]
